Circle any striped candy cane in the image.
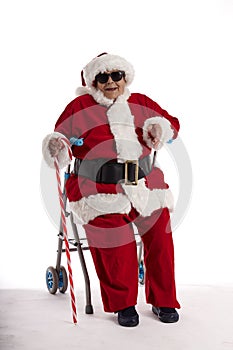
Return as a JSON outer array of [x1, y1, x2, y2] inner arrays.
[[54, 138, 77, 324]]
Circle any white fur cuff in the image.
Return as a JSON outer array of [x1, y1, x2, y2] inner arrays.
[[143, 116, 174, 150], [42, 132, 71, 169]]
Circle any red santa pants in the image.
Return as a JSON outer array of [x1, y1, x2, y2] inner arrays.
[[83, 207, 180, 312]]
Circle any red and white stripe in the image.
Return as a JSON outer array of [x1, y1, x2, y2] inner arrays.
[[54, 138, 77, 324]]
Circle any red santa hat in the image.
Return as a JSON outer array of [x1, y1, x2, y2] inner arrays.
[[81, 53, 135, 88]]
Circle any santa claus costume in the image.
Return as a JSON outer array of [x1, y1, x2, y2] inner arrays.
[[42, 53, 181, 326]]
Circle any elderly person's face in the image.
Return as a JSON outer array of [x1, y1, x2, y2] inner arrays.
[[95, 70, 126, 100]]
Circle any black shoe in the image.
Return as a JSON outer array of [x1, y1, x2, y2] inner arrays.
[[152, 306, 179, 323], [117, 306, 139, 327]]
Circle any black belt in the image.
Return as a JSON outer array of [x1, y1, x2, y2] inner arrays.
[[74, 155, 152, 185]]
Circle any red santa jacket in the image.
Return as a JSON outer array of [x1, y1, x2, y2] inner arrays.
[[42, 89, 180, 224]]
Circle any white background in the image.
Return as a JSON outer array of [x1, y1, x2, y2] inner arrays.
[[0, 0, 233, 290]]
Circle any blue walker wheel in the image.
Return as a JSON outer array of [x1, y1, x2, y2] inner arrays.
[[46, 266, 59, 294], [58, 266, 68, 294]]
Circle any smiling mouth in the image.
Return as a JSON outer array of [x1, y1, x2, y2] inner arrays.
[[105, 87, 118, 91]]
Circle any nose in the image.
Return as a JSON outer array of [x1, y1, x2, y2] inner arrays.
[[106, 75, 114, 83]]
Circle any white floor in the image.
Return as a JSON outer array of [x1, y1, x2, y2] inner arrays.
[[0, 285, 233, 350]]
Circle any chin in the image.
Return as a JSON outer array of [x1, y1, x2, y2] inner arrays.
[[104, 93, 119, 99]]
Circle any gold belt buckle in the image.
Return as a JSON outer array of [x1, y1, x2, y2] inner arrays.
[[125, 160, 139, 185]]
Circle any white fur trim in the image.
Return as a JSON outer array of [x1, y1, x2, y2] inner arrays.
[[75, 84, 132, 108], [90, 88, 115, 106], [143, 116, 174, 150], [70, 182, 173, 224], [75, 85, 114, 106], [42, 132, 71, 169], [91, 86, 131, 106], [75, 86, 91, 97], [122, 178, 174, 216], [69, 193, 131, 224], [83, 54, 134, 88], [107, 92, 143, 161]]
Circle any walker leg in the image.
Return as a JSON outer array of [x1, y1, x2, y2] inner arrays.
[[56, 230, 63, 272], [70, 212, 94, 314]]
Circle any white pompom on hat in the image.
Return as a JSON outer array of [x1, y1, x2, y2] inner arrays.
[[81, 53, 135, 88]]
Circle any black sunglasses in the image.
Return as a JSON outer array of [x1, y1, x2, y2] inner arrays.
[[95, 71, 125, 84]]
